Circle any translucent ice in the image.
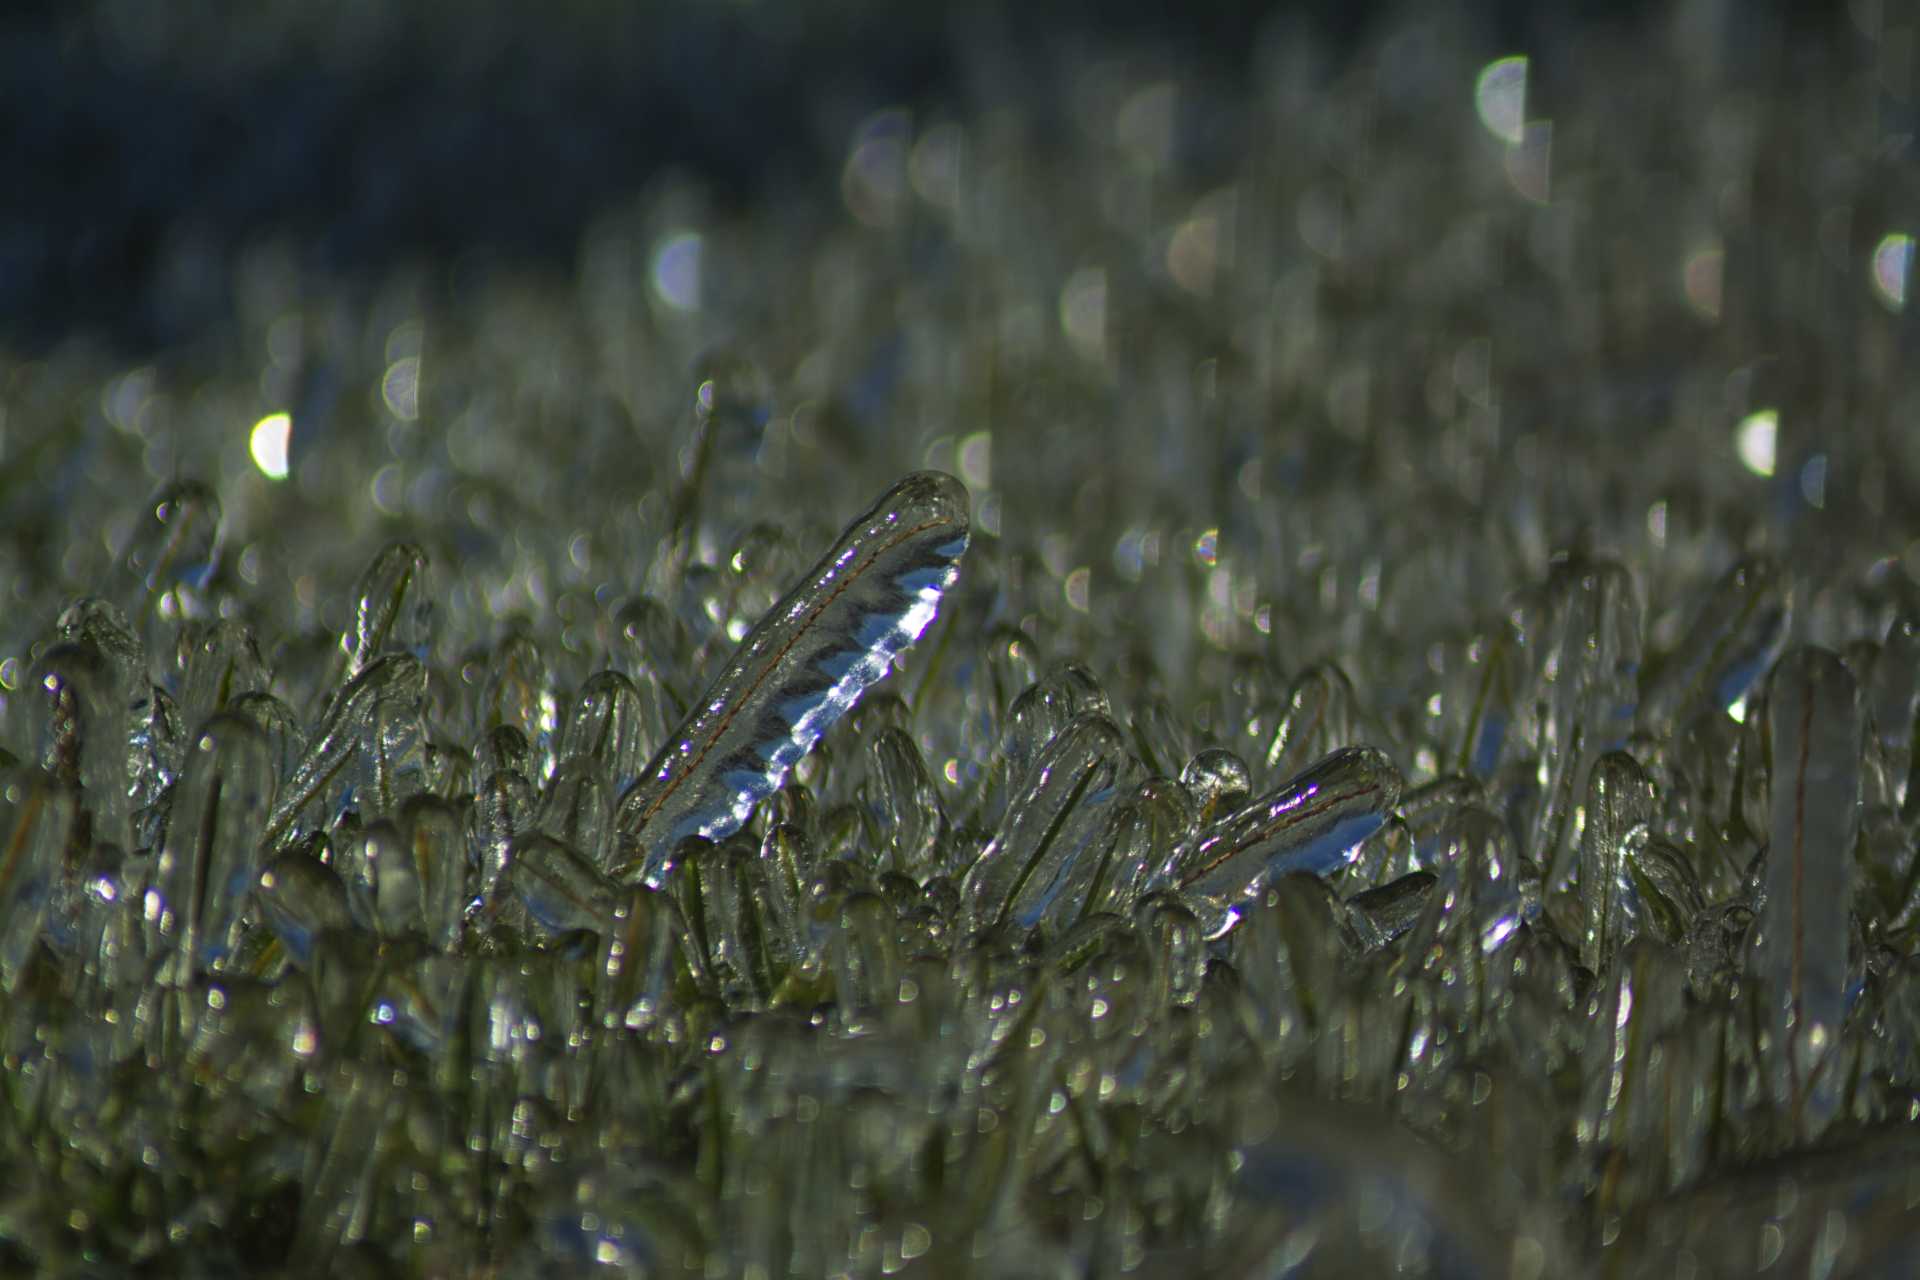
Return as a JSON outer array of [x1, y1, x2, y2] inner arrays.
[[1757, 646, 1862, 1134], [614, 473, 969, 885], [1161, 747, 1403, 937], [961, 712, 1130, 933], [1641, 558, 1792, 731], [1576, 750, 1656, 971], [151, 712, 275, 982]]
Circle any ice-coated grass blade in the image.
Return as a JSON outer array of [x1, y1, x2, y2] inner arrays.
[[1575, 749, 1655, 971], [1160, 746, 1403, 938], [0, 774, 77, 994], [1522, 556, 1644, 881], [1640, 556, 1791, 731], [1760, 645, 1862, 1135], [153, 712, 275, 983], [345, 542, 429, 679], [962, 712, 1129, 934], [614, 472, 970, 886]]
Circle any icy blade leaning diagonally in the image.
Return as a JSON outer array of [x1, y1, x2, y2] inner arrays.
[[613, 472, 970, 886]]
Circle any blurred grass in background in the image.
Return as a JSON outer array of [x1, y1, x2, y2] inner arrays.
[[2, 0, 1871, 357]]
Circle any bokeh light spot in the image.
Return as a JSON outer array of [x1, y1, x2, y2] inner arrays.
[[651, 231, 704, 311], [1872, 233, 1912, 311], [958, 431, 992, 491], [1683, 247, 1724, 319], [1799, 454, 1828, 509], [382, 356, 420, 421], [1475, 57, 1529, 146], [1060, 267, 1109, 363], [1169, 210, 1221, 295], [843, 109, 912, 228], [1064, 566, 1091, 612], [1504, 120, 1552, 203], [1736, 409, 1778, 478], [249, 413, 292, 480]]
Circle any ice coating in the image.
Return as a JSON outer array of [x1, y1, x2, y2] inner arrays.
[[961, 711, 1129, 933], [1640, 557, 1793, 731], [152, 712, 275, 981], [344, 542, 430, 678], [3, 7, 1919, 1274], [0, 775, 78, 992], [1163, 746, 1403, 936], [1577, 750, 1656, 971], [1524, 556, 1643, 885], [613, 471, 970, 886], [1759, 646, 1863, 1134]]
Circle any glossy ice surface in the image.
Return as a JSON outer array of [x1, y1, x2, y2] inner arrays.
[[1, 3, 1918, 1276], [612, 472, 970, 886]]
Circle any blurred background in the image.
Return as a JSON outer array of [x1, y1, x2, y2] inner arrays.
[[4, 0, 1894, 358], [3, 0, 1917, 712], [0, 0, 1912, 671]]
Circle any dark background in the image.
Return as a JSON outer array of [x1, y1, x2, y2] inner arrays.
[[1, 0, 1866, 359]]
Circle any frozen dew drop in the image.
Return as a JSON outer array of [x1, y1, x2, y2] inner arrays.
[[1179, 746, 1251, 822]]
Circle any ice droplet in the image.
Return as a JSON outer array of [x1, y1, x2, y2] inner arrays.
[[1346, 870, 1437, 949], [1000, 661, 1110, 790], [1065, 776, 1194, 926], [255, 845, 353, 965], [122, 480, 223, 616], [614, 473, 970, 886], [54, 596, 147, 704], [1180, 746, 1252, 823], [558, 670, 663, 794], [538, 756, 612, 868], [263, 653, 428, 848]]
